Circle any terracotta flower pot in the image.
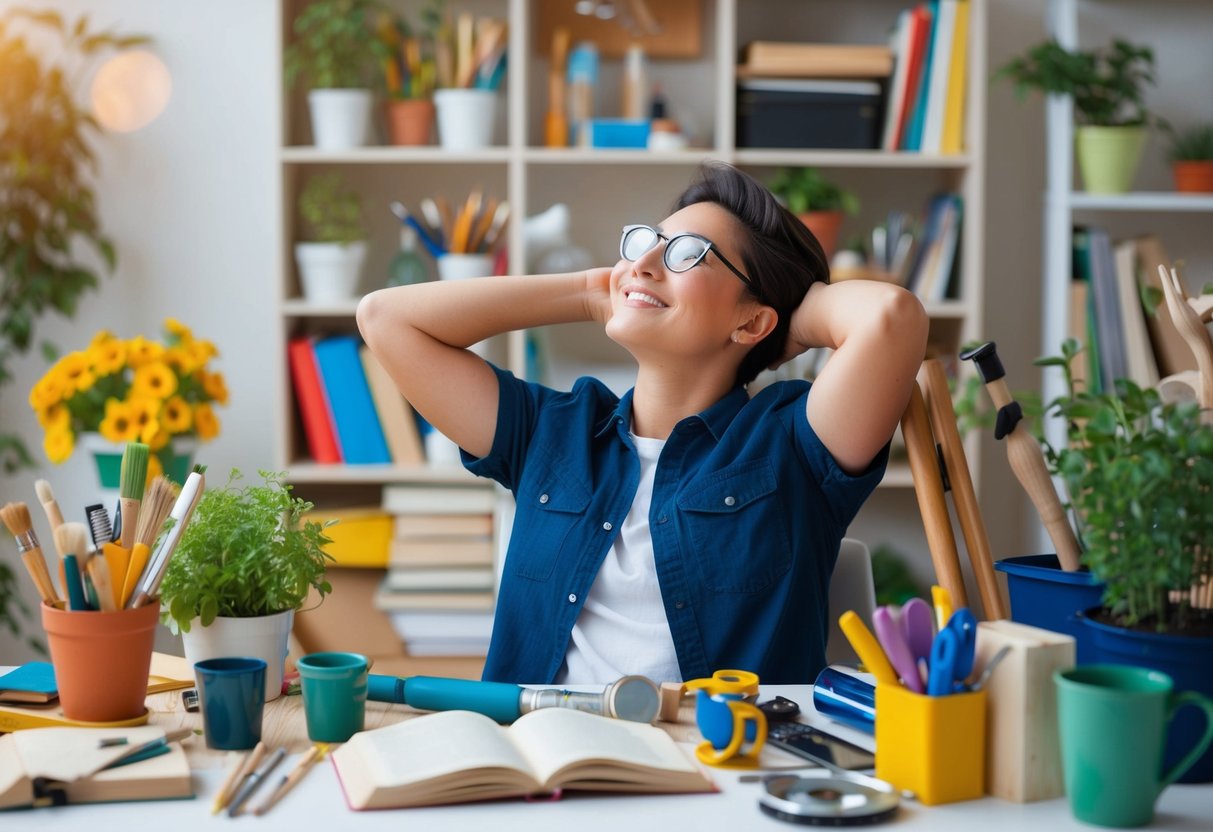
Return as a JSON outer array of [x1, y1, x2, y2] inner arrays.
[[797, 211, 845, 261], [1172, 161, 1213, 194], [386, 98, 435, 146]]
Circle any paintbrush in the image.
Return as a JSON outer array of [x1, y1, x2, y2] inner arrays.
[[122, 475, 177, 607], [53, 522, 91, 612], [0, 502, 59, 605], [33, 479, 64, 534], [118, 442, 149, 550], [131, 465, 206, 608]]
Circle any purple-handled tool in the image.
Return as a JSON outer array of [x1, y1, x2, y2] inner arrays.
[[872, 606, 925, 694], [899, 597, 935, 690]]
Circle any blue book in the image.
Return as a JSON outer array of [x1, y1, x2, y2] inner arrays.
[[312, 335, 392, 464], [903, 0, 939, 151], [0, 662, 57, 703]]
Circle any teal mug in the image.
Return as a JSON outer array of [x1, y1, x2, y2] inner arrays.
[[296, 651, 369, 743], [193, 657, 267, 750], [1055, 664, 1213, 828]]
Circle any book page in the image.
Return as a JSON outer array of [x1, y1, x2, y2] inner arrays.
[[508, 708, 704, 789], [332, 710, 538, 808]]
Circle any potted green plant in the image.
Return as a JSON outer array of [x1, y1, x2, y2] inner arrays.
[[294, 173, 369, 302], [159, 469, 335, 701], [996, 38, 1156, 194], [284, 0, 389, 149], [767, 167, 859, 261], [1036, 338, 1213, 782], [1160, 121, 1213, 193], [382, 0, 443, 146]]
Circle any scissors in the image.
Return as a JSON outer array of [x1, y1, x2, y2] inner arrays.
[[926, 608, 976, 696], [872, 606, 924, 693]]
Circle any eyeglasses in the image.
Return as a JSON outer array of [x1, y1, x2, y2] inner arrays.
[[619, 224, 754, 291]]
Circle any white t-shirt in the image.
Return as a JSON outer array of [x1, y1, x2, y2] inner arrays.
[[556, 433, 681, 685]]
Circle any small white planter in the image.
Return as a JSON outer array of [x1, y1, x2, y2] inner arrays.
[[181, 609, 294, 701], [295, 241, 367, 302], [307, 89, 373, 149]]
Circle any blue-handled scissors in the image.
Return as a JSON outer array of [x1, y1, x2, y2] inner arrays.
[[926, 608, 977, 696]]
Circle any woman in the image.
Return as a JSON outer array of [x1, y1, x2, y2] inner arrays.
[[358, 163, 927, 684]]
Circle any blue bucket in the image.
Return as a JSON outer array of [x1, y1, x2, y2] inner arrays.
[[994, 555, 1105, 664], [1080, 609, 1213, 784]]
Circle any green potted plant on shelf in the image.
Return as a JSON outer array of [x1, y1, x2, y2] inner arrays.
[[996, 38, 1156, 194], [1160, 121, 1213, 194], [294, 172, 369, 302], [159, 469, 335, 701], [767, 167, 859, 261], [284, 0, 389, 149], [1036, 337, 1213, 782], [381, 0, 443, 146]]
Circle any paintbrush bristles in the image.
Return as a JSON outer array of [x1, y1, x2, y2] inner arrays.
[[53, 522, 89, 561], [135, 476, 177, 547], [119, 442, 150, 501], [0, 501, 33, 537], [34, 479, 65, 529]]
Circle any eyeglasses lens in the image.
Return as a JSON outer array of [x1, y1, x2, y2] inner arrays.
[[622, 226, 708, 273]]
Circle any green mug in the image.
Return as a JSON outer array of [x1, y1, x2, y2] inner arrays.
[[1054, 664, 1213, 828], [297, 651, 369, 743]]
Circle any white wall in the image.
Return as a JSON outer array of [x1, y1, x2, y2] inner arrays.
[[0, 0, 278, 661]]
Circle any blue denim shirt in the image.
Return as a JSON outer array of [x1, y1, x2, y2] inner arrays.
[[463, 364, 888, 685]]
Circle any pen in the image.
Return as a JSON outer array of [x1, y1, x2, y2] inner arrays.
[[213, 742, 264, 814], [130, 469, 204, 608], [227, 745, 286, 817], [252, 744, 325, 816], [93, 728, 193, 775], [838, 610, 899, 687]]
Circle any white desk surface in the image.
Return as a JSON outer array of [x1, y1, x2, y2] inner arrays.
[[9, 683, 1212, 831]]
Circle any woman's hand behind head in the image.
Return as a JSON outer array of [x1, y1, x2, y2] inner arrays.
[[584, 265, 618, 324]]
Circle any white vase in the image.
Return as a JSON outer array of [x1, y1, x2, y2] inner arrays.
[[181, 609, 294, 701], [295, 241, 367, 302], [307, 89, 373, 149]]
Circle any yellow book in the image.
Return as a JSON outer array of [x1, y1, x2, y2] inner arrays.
[[940, 0, 970, 154], [331, 708, 714, 810], [311, 506, 393, 568]]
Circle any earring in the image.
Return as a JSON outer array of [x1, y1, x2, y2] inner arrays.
[[730, 332, 739, 343]]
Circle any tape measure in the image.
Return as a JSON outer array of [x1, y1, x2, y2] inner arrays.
[[758, 771, 900, 826]]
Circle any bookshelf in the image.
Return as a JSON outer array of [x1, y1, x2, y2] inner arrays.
[[276, 0, 988, 663]]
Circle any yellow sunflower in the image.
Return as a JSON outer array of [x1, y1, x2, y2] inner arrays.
[[131, 362, 178, 400], [126, 336, 165, 368], [128, 398, 162, 445], [188, 339, 217, 366], [28, 373, 66, 411], [145, 453, 164, 486], [165, 317, 194, 342], [163, 347, 197, 376], [88, 339, 127, 376], [56, 351, 96, 394], [200, 370, 230, 405], [37, 403, 70, 431], [146, 426, 171, 452], [161, 396, 192, 433], [89, 329, 117, 348], [99, 399, 142, 443], [43, 426, 74, 465], [194, 403, 220, 441]]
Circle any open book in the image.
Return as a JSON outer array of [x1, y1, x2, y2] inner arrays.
[[331, 707, 714, 809], [0, 726, 192, 809]]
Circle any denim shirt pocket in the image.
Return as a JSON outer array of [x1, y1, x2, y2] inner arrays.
[[676, 459, 791, 593], [509, 463, 591, 583]]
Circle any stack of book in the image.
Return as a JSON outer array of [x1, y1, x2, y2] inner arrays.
[[881, 0, 972, 154], [287, 334, 427, 466], [375, 483, 498, 658]]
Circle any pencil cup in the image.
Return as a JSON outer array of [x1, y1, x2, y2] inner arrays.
[[437, 253, 494, 280], [41, 601, 159, 723], [386, 98, 435, 146], [434, 88, 496, 150], [194, 657, 267, 750], [297, 651, 369, 742], [875, 683, 987, 805]]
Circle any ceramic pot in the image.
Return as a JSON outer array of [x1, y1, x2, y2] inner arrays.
[[386, 98, 435, 146], [796, 211, 845, 261], [78, 432, 198, 492], [1075, 125, 1147, 194], [307, 88, 373, 149], [295, 241, 367, 302], [1172, 161, 1213, 193], [181, 609, 295, 701]]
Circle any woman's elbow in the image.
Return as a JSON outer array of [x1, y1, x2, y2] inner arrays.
[[878, 286, 929, 355], [356, 288, 389, 347]]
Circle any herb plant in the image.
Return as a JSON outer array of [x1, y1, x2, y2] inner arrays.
[[1036, 338, 1213, 632], [767, 167, 859, 215], [159, 469, 335, 633], [996, 38, 1156, 127], [284, 0, 390, 91], [298, 173, 367, 244], [1160, 122, 1213, 162]]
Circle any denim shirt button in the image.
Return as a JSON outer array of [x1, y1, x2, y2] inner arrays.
[[567, 593, 577, 603], [657, 515, 668, 524], [674, 601, 686, 610], [602, 521, 613, 531], [724, 495, 736, 506], [539, 493, 549, 504]]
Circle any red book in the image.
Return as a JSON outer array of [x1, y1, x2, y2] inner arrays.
[[895, 4, 933, 150], [287, 336, 342, 463]]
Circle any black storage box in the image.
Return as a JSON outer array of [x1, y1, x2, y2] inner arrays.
[[736, 79, 883, 150]]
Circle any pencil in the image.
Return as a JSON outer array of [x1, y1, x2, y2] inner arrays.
[[252, 744, 324, 816], [212, 741, 264, 814]]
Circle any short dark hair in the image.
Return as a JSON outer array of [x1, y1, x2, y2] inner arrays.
[[674, 162, 829, 386]]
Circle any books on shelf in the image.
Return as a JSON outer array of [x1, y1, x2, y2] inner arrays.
[[329, 707, 715, 810], [1135, 235, 1198, 377], [0, 726, 192, 809], [919, 0, 958, 154], [383, 567, 494, 592], [360, 346, 425, 466], [940, 0, 971, 154], [375, 586, 496, 612], [1113, 238, 1160, 390], [1086, 228, 1129, 389], [882, 1, 969, 154], [386, 610, 495, 642], [382, 483, 496, 515], [389, 537, 496, 568], [906, 193, 963, 301], [312, 335, 392, 465], [394, 513, 494, 539], [738, 41, 894, 78], [287, 336, 341, 464]]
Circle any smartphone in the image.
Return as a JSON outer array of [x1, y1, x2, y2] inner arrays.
[[767, 722, 876, 771]]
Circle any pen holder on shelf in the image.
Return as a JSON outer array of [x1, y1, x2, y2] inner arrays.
[[41, 601, 159, 723], [434, 88, 496, 150], [875, 683, 986, 805]]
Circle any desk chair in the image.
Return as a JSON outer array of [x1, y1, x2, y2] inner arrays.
[[825, 537, 877, 666]]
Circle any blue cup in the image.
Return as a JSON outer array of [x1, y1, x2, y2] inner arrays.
[[194, 657, 267, 750]]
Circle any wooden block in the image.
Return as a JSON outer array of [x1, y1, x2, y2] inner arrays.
[[976, 620, 1075, 803]]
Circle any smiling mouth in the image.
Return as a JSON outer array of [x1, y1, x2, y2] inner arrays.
[[625, 291, 667, 308]]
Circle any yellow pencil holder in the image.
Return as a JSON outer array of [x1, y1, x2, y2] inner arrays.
[[874, 683, 986, 805]]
